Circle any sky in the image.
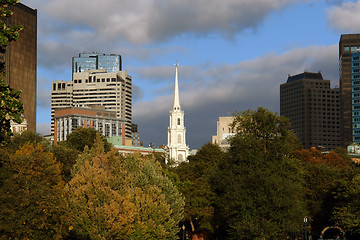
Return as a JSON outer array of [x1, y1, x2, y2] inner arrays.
[[20, 0, 360, 149]]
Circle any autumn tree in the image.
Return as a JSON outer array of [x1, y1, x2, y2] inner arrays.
[[293, 148, 356, 238], [0, 143, 67, 239], [214, 107, 306, 239], [66, 135, 184, 239], [0, 0, 23, 144]]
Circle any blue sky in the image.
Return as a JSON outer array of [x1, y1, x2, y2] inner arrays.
[[21, 0, 360, 149]]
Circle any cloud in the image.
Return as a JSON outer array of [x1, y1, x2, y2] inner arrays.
[[41, 0, 302, 44], [133, 44, 339, 148], [36, 122, 51, 136], [327, 1, 360, 32]]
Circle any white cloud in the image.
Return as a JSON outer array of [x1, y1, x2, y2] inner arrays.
[[36, 123, 51, 136], [40, 0, 302, 44], [327, 0, 360, 32], [133, 44, 339, 148]]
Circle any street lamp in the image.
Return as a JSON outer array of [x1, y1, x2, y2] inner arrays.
[[182, 224, 185, 240], [304, 216, 308, 240]]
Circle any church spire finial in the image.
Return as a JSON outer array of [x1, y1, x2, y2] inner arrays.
[[173, 61, 180, 110]]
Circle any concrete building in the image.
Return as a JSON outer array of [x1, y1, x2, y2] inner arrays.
[[54, 106, 125, 144], [3, 3, 37, 131], [280, 72, 340, 150], [10, 118, 28, 134], [167, 63, 189, 163], [339, 34, 360, 146], [51, 68, 132, 138], [212, 116, 235, 149]]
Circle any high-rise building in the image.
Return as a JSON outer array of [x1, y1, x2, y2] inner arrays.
[[339, 34, 360, 146], [3, 3, 37, 131], [72, 53, 122, 74], [280, 72, 340, 150], [167, 64, 189, 163], [51, 68, 132, 138]]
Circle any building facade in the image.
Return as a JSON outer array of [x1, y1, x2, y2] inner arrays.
[[167, 64, 189, 163], [51, 68, 132, 138], [54, 106, 125, 144], [212, 116, 235, 149], [72, 53, 122, 73], [3, 3, 37, 131], [339, 34, 360, 146], [280, 72, 340, 150]]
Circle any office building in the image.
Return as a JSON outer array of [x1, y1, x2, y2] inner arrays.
[[212, 116, 235, 149], [3, 3, 37, 131], [51, 55, 132, 138], [167, 64, 189, 163], [339, 34, 360, 146], [54, 106, 125, 144], [72, 53, 122, 73], [280, 72, 340, 150]]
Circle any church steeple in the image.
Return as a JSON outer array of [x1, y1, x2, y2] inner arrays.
[[173, 62, 181, 110], [167, 62, 189, 164]]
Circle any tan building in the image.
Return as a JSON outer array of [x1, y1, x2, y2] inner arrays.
[[54, 106, 126, 144], [212, 116, 235, 149], [3, 3, 37, 131], [51, 69, 132, 138]]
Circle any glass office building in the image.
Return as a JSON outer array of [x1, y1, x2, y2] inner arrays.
[[352, 51, 360, 142], [72, 53, 122, 74]]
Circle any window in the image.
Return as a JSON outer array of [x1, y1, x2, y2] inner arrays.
[[177, 118, 180, 125], [178, 134, 182, 143]]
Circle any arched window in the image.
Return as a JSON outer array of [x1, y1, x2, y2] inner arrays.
[[177, 118, 180, 125], [178, 134, 182, 143], [178, 154, 183, 161]]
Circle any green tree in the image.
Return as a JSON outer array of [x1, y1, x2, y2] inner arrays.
[[52, 144, 79, 182], [63, 127, 112, 152], [174, 143, 224, 233], [0, 0, 23, 144], [7, 130, 49, 151], [0, 143, 67, 239], [215, 107, 306, 239], [332, 174, 360, 239]]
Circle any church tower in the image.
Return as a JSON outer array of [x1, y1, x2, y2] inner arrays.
[[167, 63, 189, 163]]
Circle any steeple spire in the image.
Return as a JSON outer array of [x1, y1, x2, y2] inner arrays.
[[173, 62, 180, 110]]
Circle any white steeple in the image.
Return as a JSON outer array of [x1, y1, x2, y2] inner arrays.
[[167, 62, 189, 164], [173, 62, 180, 110]]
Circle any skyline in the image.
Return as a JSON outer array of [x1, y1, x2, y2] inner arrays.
[[21, 0, 360, 149]]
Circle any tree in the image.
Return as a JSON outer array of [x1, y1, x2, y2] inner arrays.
[[214, 107, 306, 239], [6, 130, 49, 151], [332, 174, 360, 239], [52, 144, 79, 182], [0, 143, 67, 239], [0, 0, 23, 144], [62, 127, 112, 152], [292, 148, 356, 238], [174, 143, 224, 234], [66, 135, 184, 239]]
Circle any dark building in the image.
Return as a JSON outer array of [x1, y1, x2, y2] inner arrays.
[[3, 3, 37, 131], [280, 72, 340, 150], [339, 34, 360, 146]]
